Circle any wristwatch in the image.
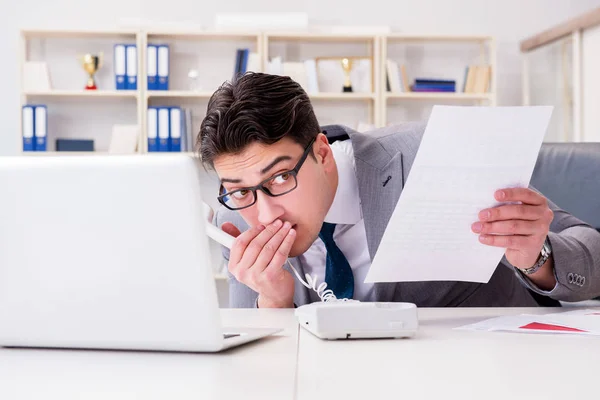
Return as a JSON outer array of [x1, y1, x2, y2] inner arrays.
[[518, 237, 552, 275]]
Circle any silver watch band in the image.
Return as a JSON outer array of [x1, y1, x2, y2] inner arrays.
[[518, 237, 552, 275]]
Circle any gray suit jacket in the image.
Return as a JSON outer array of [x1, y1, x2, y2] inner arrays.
[[214, 123, 600, 308]]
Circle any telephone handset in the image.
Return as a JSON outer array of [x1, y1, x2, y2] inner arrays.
[[206, 223, 235, 249], [204, 221, 350, 303]]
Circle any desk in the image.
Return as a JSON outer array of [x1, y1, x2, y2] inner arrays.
[[0, 310, 299, 400], [296, 307, 600, 400], [0, 307, 598, 400]]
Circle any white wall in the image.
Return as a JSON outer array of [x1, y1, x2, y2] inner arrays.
[[583, 24, 600, 142], [1, 0, 599, 155]]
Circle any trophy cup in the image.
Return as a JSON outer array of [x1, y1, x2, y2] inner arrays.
[[341, 57, 353, 92], [80, 53, 103, 90]]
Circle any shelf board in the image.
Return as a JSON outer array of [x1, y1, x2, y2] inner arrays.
[[309, 92, 376, 101], [147, 91, 215, 99], [21, 28, 138, 38], [23, 90, 138, 98], [265, 31, 376, 42], [21, 152, 197, 156], [386, 34, 493, 43], [385, 92, 493, 101], [21, 152, 110, 156], [147, 30, 261, 41]]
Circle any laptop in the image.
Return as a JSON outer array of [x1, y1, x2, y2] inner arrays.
[[0, 154, 281, 352]]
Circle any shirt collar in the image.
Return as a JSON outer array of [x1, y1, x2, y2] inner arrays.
[[323, 140, 362, 225]]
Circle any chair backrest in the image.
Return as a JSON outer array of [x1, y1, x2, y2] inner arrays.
[[531, 143, 600, 230]]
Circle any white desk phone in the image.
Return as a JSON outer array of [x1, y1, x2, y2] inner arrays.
[[204, 206, 418, 340]]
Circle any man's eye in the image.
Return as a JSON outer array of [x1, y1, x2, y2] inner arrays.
[[271, 173, 291, 185], [232, 189, 250, 199]]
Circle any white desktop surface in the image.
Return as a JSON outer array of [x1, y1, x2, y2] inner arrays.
[[0, 309, 299, 400], [1, 307, 598, 399], [296, 307, 600, 400]]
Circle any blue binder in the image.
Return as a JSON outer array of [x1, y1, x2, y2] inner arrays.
[[114, 44, 127, 90], [56, 139, 94, 152], [157, 107, 170, 152], [147, 44, 158, 91], [126, 44, 138, 90], [169, 107, 182, 152], [157, 45, 169, 91], [22, 105, 35, 151], [33, 105, 47, 152], [241, 49, 249, 73], [147, 107, 159, 152]]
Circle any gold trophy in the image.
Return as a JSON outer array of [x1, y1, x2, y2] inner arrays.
[[80, 53, 103, 90], [341, 58, 353, 92]]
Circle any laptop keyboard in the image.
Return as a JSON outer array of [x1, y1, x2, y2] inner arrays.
[[223, 333, 241, 339]]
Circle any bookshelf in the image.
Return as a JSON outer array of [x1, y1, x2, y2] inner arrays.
[[19, 28, 144, 154], [141, 30, 263, 153], [23, 90, 139, 98], [18, 29, 497, 156], [381, 34, 496, 126], [264, 31, 382, 128]]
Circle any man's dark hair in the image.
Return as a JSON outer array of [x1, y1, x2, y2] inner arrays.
[[197, 72, 321, 169]]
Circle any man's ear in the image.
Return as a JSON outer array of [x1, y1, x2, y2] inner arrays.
[[314, 133, 334, 169]]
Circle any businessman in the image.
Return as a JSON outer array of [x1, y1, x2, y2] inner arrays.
[[197, 72, 600, 308]]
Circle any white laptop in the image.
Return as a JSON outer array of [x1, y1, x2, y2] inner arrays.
[[0, 154, 281, 352]]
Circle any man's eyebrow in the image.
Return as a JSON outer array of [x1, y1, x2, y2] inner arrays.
[[220, 155, 293, 185], [220, 177, 242, 184], [260, 156, 292, 175]]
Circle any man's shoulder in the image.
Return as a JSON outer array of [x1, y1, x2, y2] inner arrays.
[[358, 122, 425, 146], [332, 122, 426, 165]]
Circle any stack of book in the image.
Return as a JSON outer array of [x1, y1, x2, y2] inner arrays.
[[463, 65, 491, 93], [233, 49, 260, 81], [385, 60, 409, 93], [114, 44, 139, 91], [411, 79, 456, 92], [21, 105, 47, 152], [146, 44, 170, 90], [147, 106, 194, 153]]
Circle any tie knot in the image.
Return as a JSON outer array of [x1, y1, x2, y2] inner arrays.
[[319, 222, 336, 241]]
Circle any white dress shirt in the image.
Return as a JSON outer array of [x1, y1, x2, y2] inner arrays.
[[296, 140, 374, 302]]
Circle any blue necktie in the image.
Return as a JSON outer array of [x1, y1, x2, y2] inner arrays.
[[319, 222, 354, 299]]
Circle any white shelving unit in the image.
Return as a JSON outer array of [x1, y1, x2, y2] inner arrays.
[[381, 34, 496, 126], [18, 29, 497, 155], [141, 30, 263, 153], [19, 28, 144, 154], [264, 31, 382, 127]]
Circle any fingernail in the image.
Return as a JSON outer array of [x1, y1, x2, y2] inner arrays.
[[273, 220, 282, 228], [289, 229, 296, 236], [479, 235, 488, 243], [497, 190, 506, 200], [283, 221, 291, 229], [479, 210, 491, 220], [472, 222, 483, 233]]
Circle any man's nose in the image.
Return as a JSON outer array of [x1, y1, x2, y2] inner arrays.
[[255, 191, 285, 226]]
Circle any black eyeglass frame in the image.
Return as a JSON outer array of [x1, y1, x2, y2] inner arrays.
[[217, 137, 317, 211]]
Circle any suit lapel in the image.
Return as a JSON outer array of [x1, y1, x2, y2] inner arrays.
[[349, 131, 405, 302]]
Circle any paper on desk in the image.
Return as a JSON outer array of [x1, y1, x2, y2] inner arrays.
[[455, 309, 600, 336], [365, 106, 553, 283]]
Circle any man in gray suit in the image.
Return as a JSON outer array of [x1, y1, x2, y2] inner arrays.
[[198, 72, 600, 308]]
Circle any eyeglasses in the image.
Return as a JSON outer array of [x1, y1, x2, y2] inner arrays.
[[217, 137, 316, 211]]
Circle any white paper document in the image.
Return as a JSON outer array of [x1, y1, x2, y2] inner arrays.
[[456, 309, 600, 336], [364, 106, 553, 283]]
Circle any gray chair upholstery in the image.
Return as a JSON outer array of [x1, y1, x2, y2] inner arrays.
[[531, 143, 600, 231]]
